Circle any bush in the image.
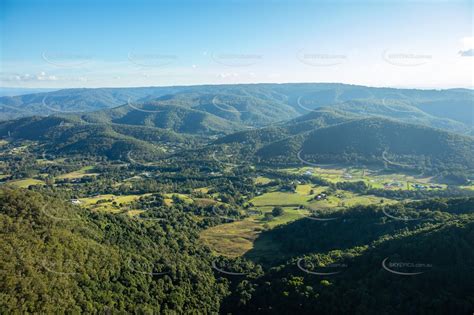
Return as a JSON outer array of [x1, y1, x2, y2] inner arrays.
[[272, 207, 284, 217]]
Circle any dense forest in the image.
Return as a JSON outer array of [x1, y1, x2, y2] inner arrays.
[[1, 188, 473, 313]]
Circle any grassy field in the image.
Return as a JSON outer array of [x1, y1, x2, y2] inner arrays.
[[282, 166, 447, 191], [163, 193, 194, 206], [255, 176, 272, 185], [200, 220, 264, 257], [7, 178, 45, 188], [127, 210, 145, 217], [200, 205, 310, 257], [251, 191, 311, 206], [251, 206, 311, 228], [251, 186, 393, 218], [194, 187, 210, 193], [201, 182, 396, 258], [56, 166, 99, 179], [79, 193, 152, 212]]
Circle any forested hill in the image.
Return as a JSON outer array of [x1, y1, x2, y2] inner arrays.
[[0, 187, 228, 313], [226, 198, 474, 314], [1, 83, 472, 134], [256, 118, 474, 170], [0, 86, 186, 121], [0, 115, 199, 159], [2, 187, 472, 314]]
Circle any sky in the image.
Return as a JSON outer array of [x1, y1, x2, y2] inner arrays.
[[0, 0, 473, 89]]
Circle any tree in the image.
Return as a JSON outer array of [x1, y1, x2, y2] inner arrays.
[[272, 207, 284, 217]]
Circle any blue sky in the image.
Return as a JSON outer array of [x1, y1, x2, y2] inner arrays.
[[1, 0, 473, 88]]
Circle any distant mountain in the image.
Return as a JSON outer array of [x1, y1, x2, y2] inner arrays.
[[73, 100, 245, 135], [256, 118, 474, 171], [0, 87, 59, 97], [1, 84, 473, 167], [1, 84, 472, 135], [215, 108, 355, 148], [329, 99, 470, 134], [0, 86, 187, 121]]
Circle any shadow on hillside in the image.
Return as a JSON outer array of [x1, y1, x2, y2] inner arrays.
[[243, 209, 424, 267], [223, 218, 474, 314]]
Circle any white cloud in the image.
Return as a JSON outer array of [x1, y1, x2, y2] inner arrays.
[[459, 37, 474, 57], [462, 37, 474, 49], [459, 49, 474, 57], [217, 72, 238, 79]]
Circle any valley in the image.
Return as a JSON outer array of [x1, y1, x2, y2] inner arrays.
[[3, 0, 474, 313], [1, 83, 473, 314]]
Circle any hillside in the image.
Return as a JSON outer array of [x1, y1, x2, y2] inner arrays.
[[330, 99, 470, 134], [0, 116, 198, 159], [256, 118, 474, 171], [74, 100, 245, 135], [226, 198, 474, 314], [0, 86, 187, 121], [215, 108, 355, 148], [0, 188, 227, 313], [1, 84, 472, 135]]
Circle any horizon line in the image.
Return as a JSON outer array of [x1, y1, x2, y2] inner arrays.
[[1, 81, 473, 91]]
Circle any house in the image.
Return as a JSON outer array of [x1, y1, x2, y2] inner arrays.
[[70, 199, 82, 205]]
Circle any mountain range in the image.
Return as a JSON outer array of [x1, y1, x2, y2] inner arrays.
[[0, 83, 473, 171]]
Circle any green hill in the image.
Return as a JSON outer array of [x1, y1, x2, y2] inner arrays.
[[1, 84, 472, 135], [215, 108, 355, 148], [224, 198, 474, 314], [75, 101, 244, 135], [257, 118, 474, 171], [0, 187, 227, 313], [0, 116, 196, 159]]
